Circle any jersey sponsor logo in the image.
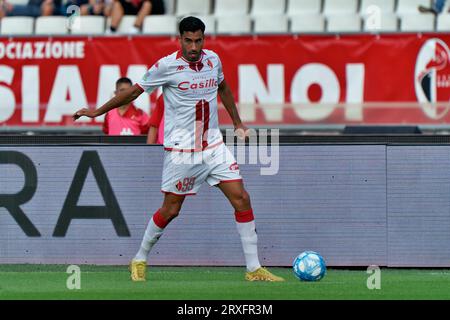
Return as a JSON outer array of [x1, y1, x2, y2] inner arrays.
[[177, 65, 186, 71], [177, 79, 218, 91]]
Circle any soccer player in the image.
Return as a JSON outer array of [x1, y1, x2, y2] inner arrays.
[[73, 16, 284, 282], [103, 77, 150, 136]]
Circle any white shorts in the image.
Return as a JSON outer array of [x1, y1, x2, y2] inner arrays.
[[161, 143, 242, 196]]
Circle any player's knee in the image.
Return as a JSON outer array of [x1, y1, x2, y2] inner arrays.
[[160, 206, 181, 221], [241, 190, 250, 206], [167, 207, 180, 220], [233, 190, 251, 210]]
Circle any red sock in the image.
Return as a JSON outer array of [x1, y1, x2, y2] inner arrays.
[[152, 209, 169, 228], [234, 208, 254, 223]]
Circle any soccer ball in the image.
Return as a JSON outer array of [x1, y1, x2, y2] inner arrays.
[[293, 251, 326, 281]]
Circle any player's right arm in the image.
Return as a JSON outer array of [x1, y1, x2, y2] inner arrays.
[[73, 84, 144, 120], [73, 57, 168, 121]]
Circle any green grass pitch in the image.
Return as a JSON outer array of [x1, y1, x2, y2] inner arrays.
[[0, 265, 450, 300]]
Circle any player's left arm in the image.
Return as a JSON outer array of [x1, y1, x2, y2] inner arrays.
[[218, 80, 250, 138]]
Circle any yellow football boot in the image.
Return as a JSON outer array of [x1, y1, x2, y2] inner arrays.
[[245, 267, 285, 282], [129, 259, 147, 282]]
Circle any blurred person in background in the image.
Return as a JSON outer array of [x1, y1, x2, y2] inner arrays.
[[419, 0, 448, 14], [80, 0, 108, 15], [55, 0, 110, 16], [103, 77, 150, 135], [147, 93, 164, 144], [102, 0, 112, 16], [61, 0, 112, 17], [58, 0, 88, 16], [0, 0, 59, 18], [107, 0, 164, 34]]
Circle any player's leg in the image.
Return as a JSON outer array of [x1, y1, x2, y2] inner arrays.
[[134, 193, 185, 261], [217, 181, 284, 282], [206, 144, 283, 281], [130, 193, 185, 281], [130, 150, 206, 281], [217, 180, 258, 268]]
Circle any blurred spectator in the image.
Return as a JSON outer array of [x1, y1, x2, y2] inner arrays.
[[103, 0, 113, 16], [58, 0, 88, 16], [147, 93, 164, 144], [79, 0, 112, 16], [107, 0, 165, 34], [61, 0, 112, 17], [419, 0, 447, 14], [103, 77, 150, 136], [0, 0, 60, 18]]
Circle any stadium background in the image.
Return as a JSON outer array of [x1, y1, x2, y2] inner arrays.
[[1, 0, 450, 286]]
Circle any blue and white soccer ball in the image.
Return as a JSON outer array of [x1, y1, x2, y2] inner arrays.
[[293, 251, 326, 281]]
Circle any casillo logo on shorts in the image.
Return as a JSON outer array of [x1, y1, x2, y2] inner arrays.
[[415, 38, 450, 119]]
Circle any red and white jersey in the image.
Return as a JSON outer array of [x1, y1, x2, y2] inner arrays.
[[137, 49, 224, 152]]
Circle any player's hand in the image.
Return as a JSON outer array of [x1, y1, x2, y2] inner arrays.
[[234, 124, 253, 140], [72, 108, 96, 121]]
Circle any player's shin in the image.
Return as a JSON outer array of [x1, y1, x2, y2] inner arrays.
[[134, 209, 169, 261], [235, 209, 262, 272]]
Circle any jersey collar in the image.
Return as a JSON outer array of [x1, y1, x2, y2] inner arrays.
[[176, 50, 205, 63]]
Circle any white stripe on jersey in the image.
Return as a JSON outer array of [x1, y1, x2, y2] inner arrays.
[[138, 49, 225, 152]]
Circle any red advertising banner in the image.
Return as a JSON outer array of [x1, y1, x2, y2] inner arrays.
[[1, 34, 450, 127]]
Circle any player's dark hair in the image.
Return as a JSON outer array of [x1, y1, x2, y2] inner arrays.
[[179, 16, 205, 35], [116, 77, 133, 87]]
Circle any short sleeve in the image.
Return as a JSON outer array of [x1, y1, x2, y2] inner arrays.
[[217, 56, 225, 85], [137, 58, 169, 93]]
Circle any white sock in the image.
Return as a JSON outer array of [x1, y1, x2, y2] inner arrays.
[[236, 220, 261, 272], [134, 218, 164, 261]]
